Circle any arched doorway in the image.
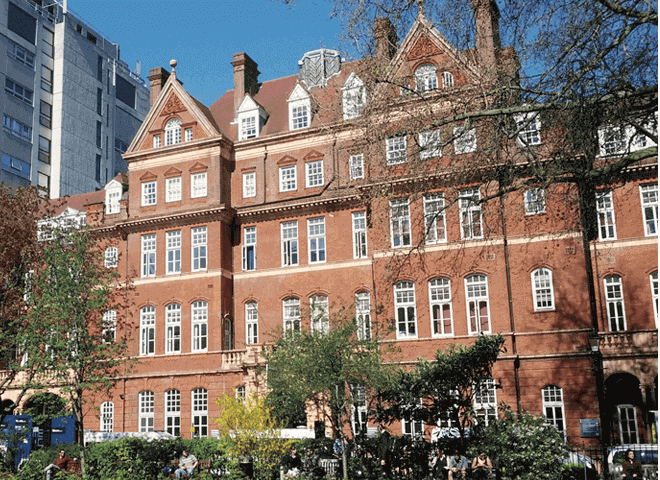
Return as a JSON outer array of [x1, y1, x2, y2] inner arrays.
[[604, 373, 647, 444]]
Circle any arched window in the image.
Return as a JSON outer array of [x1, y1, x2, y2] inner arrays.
[[310, 295, 329, 334], [104, 246, 118, 268], [192, 388, 208, 438], [192, 301, 208, 352], [102, 310, 116, 343], [429, 277, 452, 336], [604, 275, 626, 331], [283, 297, 301, 335], [542, 385, 565, 434], [465, 274, 490, 334], [246, 301, 258, 345], [355, 291, 371, 340], [394, 281, 417, 339], [165, 389, 181, 437], [164, 118, 182, 146], [415, 63, 438, 92], [138, 391, 154, 432], [165, 303, 181, 354], [100, 401, 113, 432], [532, 268, 555, 311]]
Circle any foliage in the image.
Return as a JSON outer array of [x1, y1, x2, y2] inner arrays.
[[18, 225, 132, 447], [376, 335, 505, 440], [0, 423, 29, 473], [214, 392, 293, 480], [22, 393, 68, 428], [16, 438, 227, 480], [468, 405, 568, 480], [265, 307, 394, 437]]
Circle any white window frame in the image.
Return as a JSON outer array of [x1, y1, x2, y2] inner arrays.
[[246, 302, 258, 345], [308, 217, 326, 264], [141, 234, 156, 278], [141, 181, 156, 206], [524, 187, 546, 215], [306, 160, 324, 188], [394, 281, 417, 339], [192, 301, 208, 352], [185, 127, 193, 142], [598, 125, 626, 156], [140, 306, 155, 356], [166, 230, 181, 275], [355, 291, 371, 340], [454, 126, 477, 154], [596, 190, 617, 241], [429, 277, 453, 336], [104, 246, 118, 268], [424, 193, 446, 244], [604, 275, 626, 331], [102, 310, 116, 343], [351, 385, 368, 436], [281, 221, 299, 267], [243, 226, 256, 271], [617, 404, 639, 444], [283, 297, 301, 335], [243, 172, 256, 198], [640, 184, 658, 236], [191, 172, 207, 198], [473, 379, 497, 426], [386, 137, 407, 165], [241, 115, 257, 140], [352, 211, 368, 259], [138, 391, 155, 432], [465, 274, 491, 334], [415, 63, 438, 93], [342, 74, 366, 120], [349, 154, 364, 180], [651, 271, 658, 327], [192, 227, 207, 272], [290, 104, 310, 130], [165, 118, 182, 146], [390, 198, 411, 248], [515, 112, 542, 146], [105, 189, 121, 215], [279, 165, 297, 192], [100, 401, 114, 432], [153, 135, 161, 148], [459, 188, 483, 240], [542, 385, 566, 435], [532, 268, 555, 311], [236, 386, 246, 403], [165, 303, 181, 355], [442, 71, 454, 88], [402, 398, 424, 438], [310, 295, 329, 334], [165, 389, 181, 437], [192, 388, 208, 438], [419, 130, 442, 160], [166, 177, 182, 203]]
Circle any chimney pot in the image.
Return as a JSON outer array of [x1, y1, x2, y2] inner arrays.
[[232, 53, 260, 114], [147, 67, 170, 108], [374, 17, 398, 60]]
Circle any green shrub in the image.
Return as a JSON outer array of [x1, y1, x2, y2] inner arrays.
[[16, 444, 80, 480]]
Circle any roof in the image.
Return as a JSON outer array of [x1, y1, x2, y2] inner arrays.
[[48, 190, 105, 216]]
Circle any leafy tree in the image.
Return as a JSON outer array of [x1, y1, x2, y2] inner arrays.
[[23, 392, 68, 428], [214, 392, 294, 480], [18, 224, 131, 454], [468, 405, 569, 480], [265, 307, 395, 478], [376, 335, 505, 447]]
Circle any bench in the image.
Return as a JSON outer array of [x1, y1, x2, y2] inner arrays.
[[44, 460, 82, 479], [280, 458, 338, 479], [163, 459, 211, 479]]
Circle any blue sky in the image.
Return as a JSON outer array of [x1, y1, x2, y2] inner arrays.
[[66, 0, 348, 106]]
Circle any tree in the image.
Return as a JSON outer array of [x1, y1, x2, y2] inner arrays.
[[375, 334, 505, 448], [468, 405, 569, 480], [265, 306, 395, 478], [214, 391, 294, 480], [18, 224, 131, 453]]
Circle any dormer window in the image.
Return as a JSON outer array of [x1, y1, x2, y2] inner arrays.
[[104, 180, 123, 215], [515, 112, 542, 146], [165, 118, 182, 146], [342, 73, 366, 121], [288, 84, 312, 131], [415, 64, 438, 93], [236, 96, 268, 140], [442, 72, 454, 88], [241, 116, 257, 139]]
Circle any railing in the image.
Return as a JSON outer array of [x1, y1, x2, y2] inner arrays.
[[599, 331, 658, 356]]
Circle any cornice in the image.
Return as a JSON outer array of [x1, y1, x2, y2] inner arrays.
[[115, 205, 236, 233], [235, 191, 363, 221]]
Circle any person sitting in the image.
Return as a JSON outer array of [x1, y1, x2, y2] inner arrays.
[[429, 447, 449, 480], [301, 447, 324, 479], [471, 451, 493, 480], [621, 450, 643, 480], [174, 450, 198, 480], [447, 453, 468, 480], [282, 446, 302, 477], [43, 449, 75, 480]]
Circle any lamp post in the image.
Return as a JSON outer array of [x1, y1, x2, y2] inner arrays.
[[589, 332, 609, 477]]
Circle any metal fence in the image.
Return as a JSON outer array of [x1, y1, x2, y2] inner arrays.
[[564, 443, 658, 480]]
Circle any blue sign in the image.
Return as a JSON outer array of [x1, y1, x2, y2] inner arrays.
[[580, 418, 600, 438]]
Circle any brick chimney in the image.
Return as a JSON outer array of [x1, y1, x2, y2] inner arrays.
[[374, 17, 398, 60], [231, 53, 260, 113], [147, 67, 170, 108], [470, 0, 501, 73]]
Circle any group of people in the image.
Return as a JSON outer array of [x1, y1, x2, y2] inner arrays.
[[427, 448, 494, 480], [282, 446, 326, 479]]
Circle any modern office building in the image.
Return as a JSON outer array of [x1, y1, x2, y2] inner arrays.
[[9, 0, 657, 452], [1, 0, 148, 197]]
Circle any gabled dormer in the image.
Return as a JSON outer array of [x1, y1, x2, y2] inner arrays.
[[287, 84, 312, 131], [342, 73, 366, 121], [104, 177, 124, 215], [236, 95, 268, 140]]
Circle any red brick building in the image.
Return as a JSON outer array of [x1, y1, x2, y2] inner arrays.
[[14, 1, 657, 448]]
